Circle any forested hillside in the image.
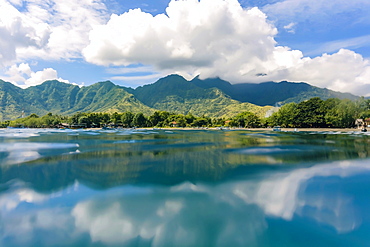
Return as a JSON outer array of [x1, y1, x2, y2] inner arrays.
[[133, 75, 271, 118], [0, 79, 154, 120], [0, 74, 359, 121], [190, 76, 358, 106]]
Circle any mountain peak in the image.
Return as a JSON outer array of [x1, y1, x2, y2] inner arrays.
[[156, 74, 188, 84], [163, 74, 186, 79], [96, 80, 115, 85]]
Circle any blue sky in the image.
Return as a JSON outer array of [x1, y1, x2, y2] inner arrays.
[[1, 0, 370, 96]]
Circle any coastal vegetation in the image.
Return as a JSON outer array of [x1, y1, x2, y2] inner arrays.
[[267, 97, 370, 128], [3, 97, 370, 129], [1, 111, 256, 128]]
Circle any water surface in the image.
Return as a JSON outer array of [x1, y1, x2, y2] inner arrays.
[[1, 128, 370, 246]]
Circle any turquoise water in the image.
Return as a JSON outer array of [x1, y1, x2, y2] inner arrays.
[[1, 128, 370, 246]]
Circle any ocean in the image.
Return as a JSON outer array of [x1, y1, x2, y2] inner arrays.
[[1, 128, 370, 246]]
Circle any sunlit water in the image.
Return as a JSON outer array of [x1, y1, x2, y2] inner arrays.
[[1, 128, 370, 246]]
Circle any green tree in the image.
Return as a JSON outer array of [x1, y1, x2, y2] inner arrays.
[[243, 112, 261, 128], [326, 99, 357, 128], [78, 116, 90, 127], [159, 111, 170, 126], [42, 113, 54, 127], [110, 112, 121, 126], [86, 113, 102, 127], [275, 103, 298, 127], [174, 114, 187, 127], [185, 113, 196, 126], [69, 112, 84, 124], [133, 112, 147, 127], [40, 112, 62, 127], [121, 112, 134, 127], [100, 113, 111, 125], [229, 112, 261, 128], [192, 117, 210, 127], [323, 98, 341, 127], [149, 111, 163, 126], [295, 97, 326, 127], [212, 117, 226, 127]]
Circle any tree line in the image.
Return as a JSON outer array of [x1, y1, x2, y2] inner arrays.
[[267, 97, 370, 128], [1, 97, 370, 128], [0, 110, 261, 128]]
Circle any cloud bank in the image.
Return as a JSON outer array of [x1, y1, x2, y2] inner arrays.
[[4, 63, 70, 88], [83, 0, 370, 96], [1, 0, 370, 95], [0, 0, 108, 87], [0, 0, 107, 64]]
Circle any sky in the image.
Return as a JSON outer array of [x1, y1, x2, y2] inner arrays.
[[0, 0, 370, 96]]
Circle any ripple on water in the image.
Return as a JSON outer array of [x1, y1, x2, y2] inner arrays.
[[0, 143, 79, 152], [0, 142, 80, 166], [229, 145, 333, 155]]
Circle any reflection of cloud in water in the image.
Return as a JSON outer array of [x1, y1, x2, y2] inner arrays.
[[1, 159, 370, 246], [234, 145, 332, 155], [72, 188, 267, 246], [4, 151, 41, 165], [233, 160, 367, 233], [0, 187, 47, 211], [1, 208, 74, 246], [73, 202, 135, 243], [71, 160, 370, 246]]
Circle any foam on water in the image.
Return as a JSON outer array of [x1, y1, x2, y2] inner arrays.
[[232, 145, 332, 155], [0, 142, 79, 152]]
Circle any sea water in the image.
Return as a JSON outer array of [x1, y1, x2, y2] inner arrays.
[[1, 128, 370, 246]]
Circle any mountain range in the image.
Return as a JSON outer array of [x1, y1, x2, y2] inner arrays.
[[0, 74, 358, 121]]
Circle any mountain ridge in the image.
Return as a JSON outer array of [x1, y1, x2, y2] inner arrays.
[[0, 75, 359, 121], [189, 76, 358, 106]]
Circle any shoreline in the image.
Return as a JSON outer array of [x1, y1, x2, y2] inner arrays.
[[2, 127, 366, 133], [249, 128, 363, 132], [139, 127, 364, 133]]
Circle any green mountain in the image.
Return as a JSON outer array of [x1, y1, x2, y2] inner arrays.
[[131, 74, 357, 117], [0, 80, 26, 120], [190, 76, 358, 106], [0, 79, 154, 121], [0, 74, 360, 121], [133, 74, 271, 118]]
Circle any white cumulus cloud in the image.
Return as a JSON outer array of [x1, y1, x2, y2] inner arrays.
[[286, 49, 370, 96], [0, 0, 50, 66], [83, 0, 370, 96], [0, 0, 108, 66], [4, 63, 70, 88], [2, 0, 370, 95], [0, 0, 108, 86], [83, 0, 279, 79]]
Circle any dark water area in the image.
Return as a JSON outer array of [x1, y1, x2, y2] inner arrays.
[[1, 128, 370, 246]]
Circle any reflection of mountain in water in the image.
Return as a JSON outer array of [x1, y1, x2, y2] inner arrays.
[[0, 130, 369, 193]]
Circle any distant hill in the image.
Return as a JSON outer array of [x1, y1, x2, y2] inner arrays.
[[0, 79, 154, 120], [190, 76, 358, 106], [133, 74, 271, 118], [0, 80, 25, 120], [0, 75, 359, 121]]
